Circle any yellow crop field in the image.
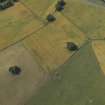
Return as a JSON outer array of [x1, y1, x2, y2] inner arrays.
[[23, 12, 86, 71], [92, 41, 105, 74], [0, 2, 42, 49]]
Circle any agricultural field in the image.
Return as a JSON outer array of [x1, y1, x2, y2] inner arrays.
[[0, 2, 42, 49], [23, 12, 86, 71], [0, 43, 46, 105], [92, 41, 105, 74], [63, 0, 105, 39], [26, 43, 105, 105], [0, 0, 105, 105]]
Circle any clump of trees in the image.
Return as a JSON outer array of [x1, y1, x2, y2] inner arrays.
[[66, 42, 79, 51], [0, 0, 19, 10], [9, 66, 21, 75], [46, 14, 56, 22], [46, 0, 66, 22], [55, 0, 66, 11]]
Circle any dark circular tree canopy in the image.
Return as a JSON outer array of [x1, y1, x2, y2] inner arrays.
[[58, 0, 66, 6], [9, 66, 21, 75], [0, 0, 18, 10], [56, 0, 66, 11], [56, 3, 64, 11], [66, 42, 78, 51], [47, 14, 56, 22]]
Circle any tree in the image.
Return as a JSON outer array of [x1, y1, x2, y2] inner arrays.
[[56, 3, 64, 11], [46, 14, 56, 22], [66, 42, 78, 51], [0, 0, 18, 10], [9, 66, 21, 75], [55, 0, 66, 12]]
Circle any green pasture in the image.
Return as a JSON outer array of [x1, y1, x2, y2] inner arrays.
[[26, 43, 105, 105]]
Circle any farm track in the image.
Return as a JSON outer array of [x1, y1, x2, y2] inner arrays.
[[20, 1, 46, 24], [0, 23, 48, 53], [0, 1, 50, 53]]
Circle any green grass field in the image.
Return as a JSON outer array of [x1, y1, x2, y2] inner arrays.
[[26, 43, 105, 105]]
